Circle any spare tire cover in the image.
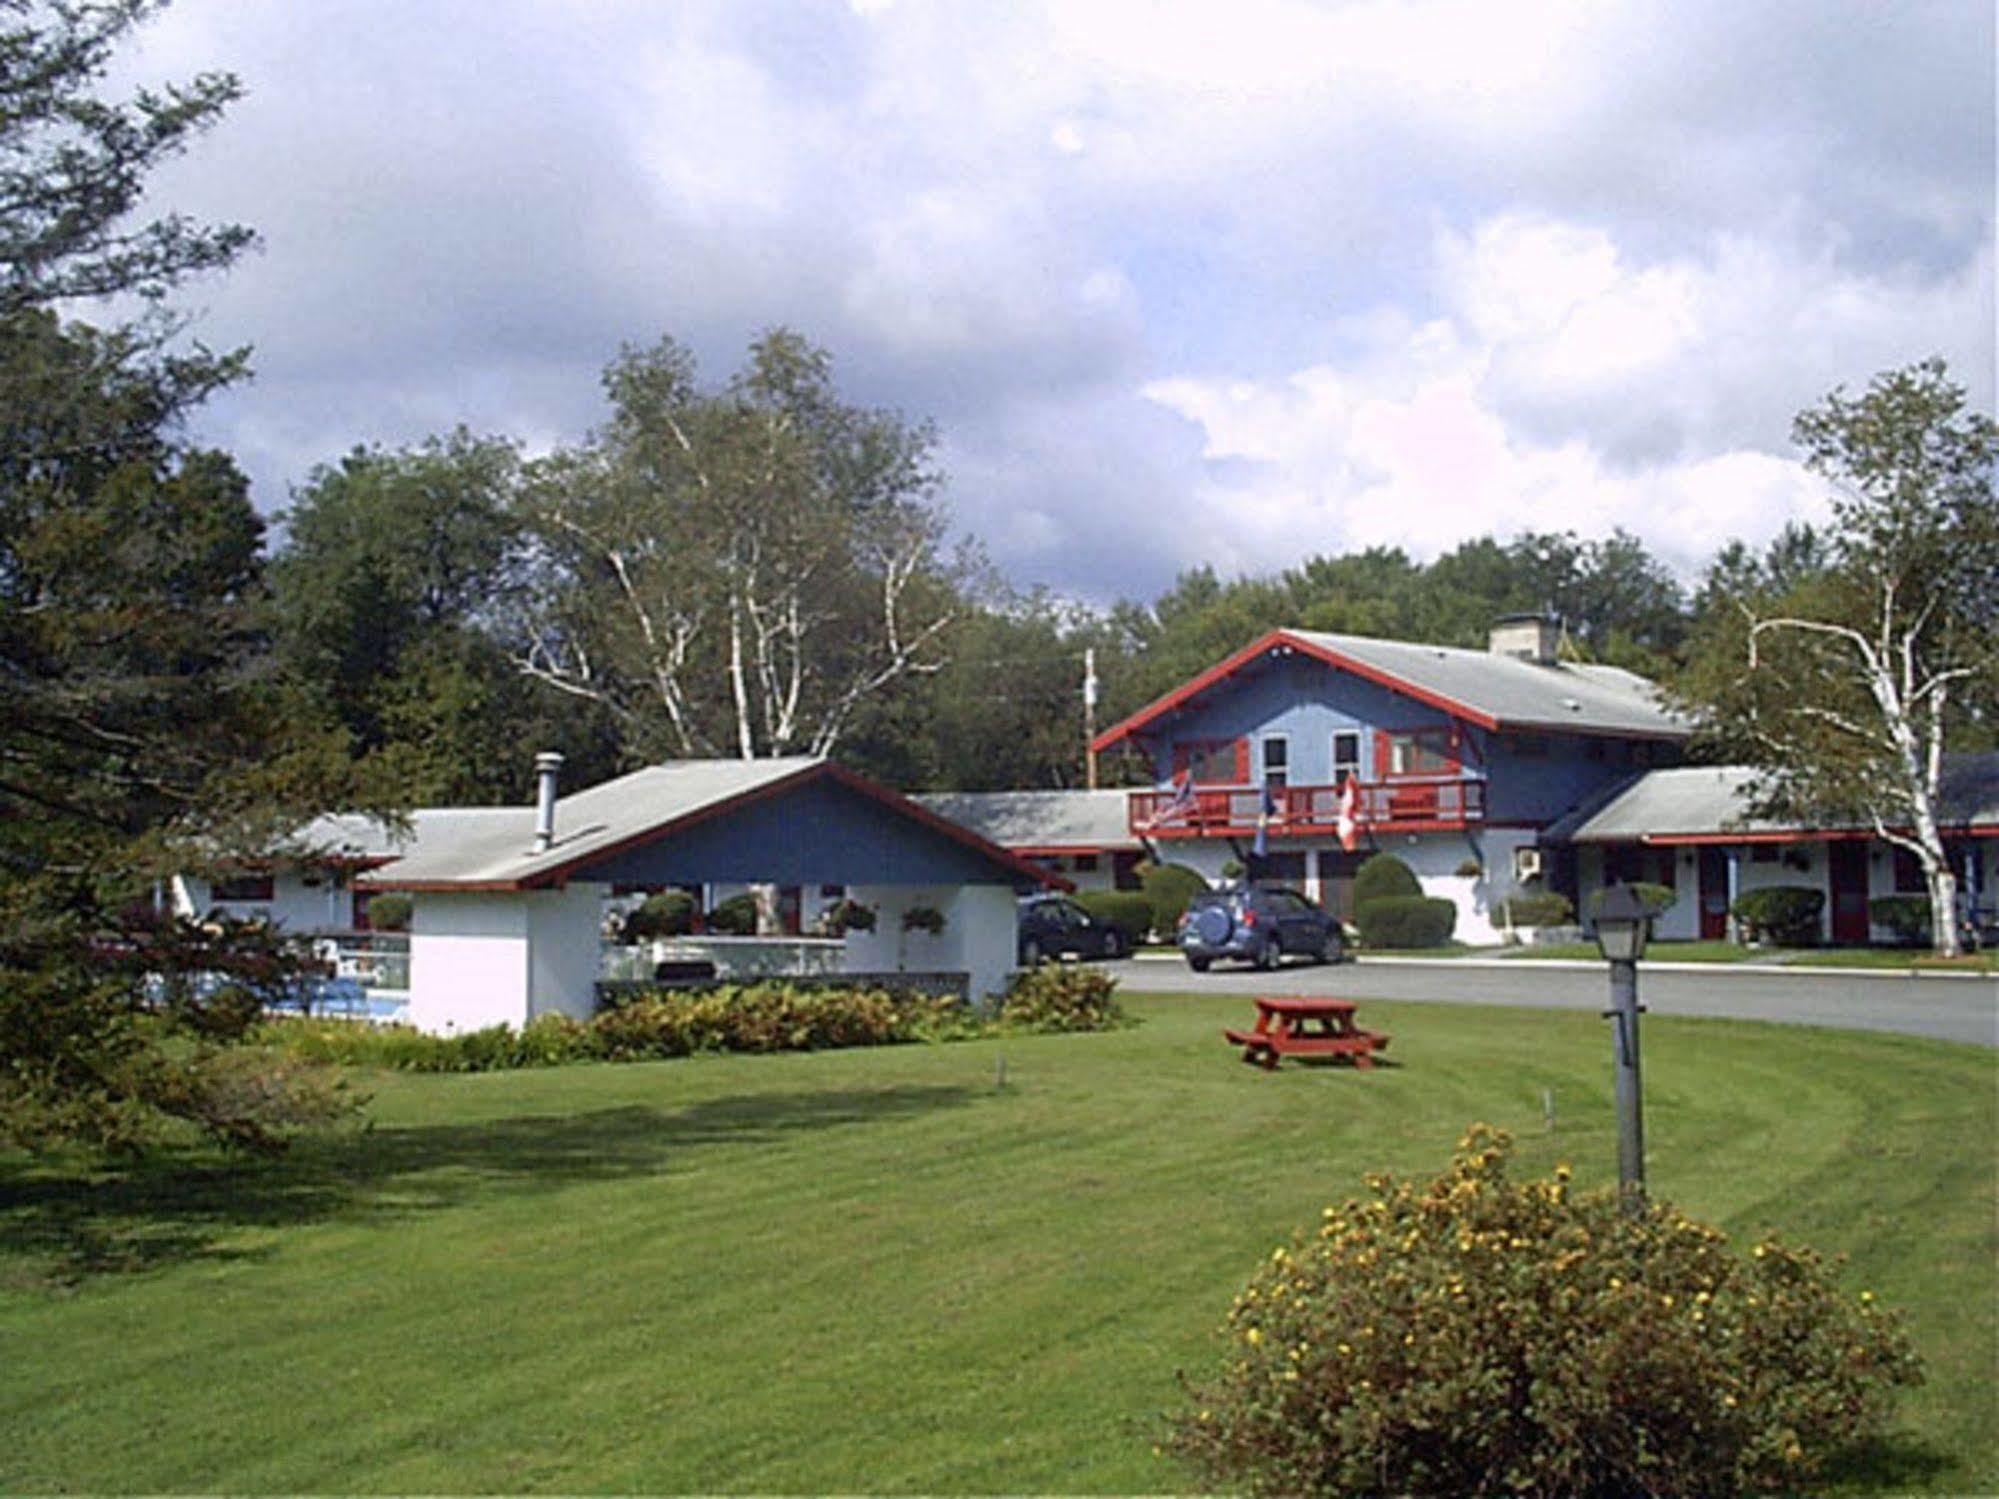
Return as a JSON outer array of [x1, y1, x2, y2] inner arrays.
[[1193, 905, 1233, 945]]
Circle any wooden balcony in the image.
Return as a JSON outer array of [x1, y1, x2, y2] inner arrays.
[[1127, 779, 1486, 838]]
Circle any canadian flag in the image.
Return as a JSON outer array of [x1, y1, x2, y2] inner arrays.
[[1336, 775, 1360, 853]]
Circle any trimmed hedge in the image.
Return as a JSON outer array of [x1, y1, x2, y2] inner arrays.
[[1356, 894, 1456, 949], [262, 970, 1129, 1073], [1495, 890, 1573, 927], [1734, 885, 1824, 946], [1138, 861, 1210, 940], [1077, 890, 1151, 946], [1168, 1124, 1922, 1498], [1867, 894, 1931, 945], [1353, 853, 1420, 904], [1585, 881, 1678, 918], [705, 893, 759, 935], [621, 889, 696, 941], [364, 893, 411, 933]]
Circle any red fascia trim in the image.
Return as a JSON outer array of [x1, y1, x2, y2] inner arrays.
[[1638, 821, 1999, 847], [1091, 630, 1502, 754], [364, 761, 1072, 895], [1010, 843, 1132, 858]]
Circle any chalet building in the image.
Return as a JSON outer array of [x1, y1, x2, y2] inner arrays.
[[1088, 617, 1689, 943]]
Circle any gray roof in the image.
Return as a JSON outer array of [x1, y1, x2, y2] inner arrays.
[[1287, 630, 1688, 739], [1563, 755, 1999, 843], [915, 789, 1140, 851], [359, 758, 821, 888], [289, 809, 527, 863]]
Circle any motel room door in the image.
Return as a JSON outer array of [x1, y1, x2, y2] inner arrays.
[[1697, 848, 1730, 940], [1828, 842, 1870, 945]]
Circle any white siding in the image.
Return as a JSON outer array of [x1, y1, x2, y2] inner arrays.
[[527, 883, 607, 1021]]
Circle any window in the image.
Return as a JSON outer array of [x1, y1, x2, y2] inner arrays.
[[1892, 848, 1924, 894], [1386, 730, 1455, 777], [1177, 739, 1242, 786], [1071, 853, 1099, 872], [1332, 730, 1361, 779], [1750, 845, 1779, 864], [1261, 735, 1289, 789], [211, 872, 274, 902]]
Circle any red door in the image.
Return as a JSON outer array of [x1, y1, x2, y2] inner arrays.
[[1697, 848, 1729, 940], [1828, 842, 1870, 945]]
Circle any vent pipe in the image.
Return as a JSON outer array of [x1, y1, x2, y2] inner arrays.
[[533, 751, 563, 853]]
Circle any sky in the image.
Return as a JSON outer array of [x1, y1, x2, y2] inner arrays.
[[116, 0, 1994, 604]]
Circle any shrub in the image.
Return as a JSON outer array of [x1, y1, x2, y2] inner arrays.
[[1167, 1124, 1922, 1499], [1355, 895, 1456, 949], [1138, 861, 1210, 939], [705, 893, 760, 935], [900, 904, 946, 935], [1353, 853, 1421, 904], [1584, 881, 1678, 918], [1734, 885, 1825, 946], [1077, 889, 1152, 946], [816, 897, 877, 935], [621, 889, 697, 942], [1494, 890, 1573, 927], [1868, 893, 1931, 945], [998, 964, 1126, 1032], [364, 893, 412, 933]]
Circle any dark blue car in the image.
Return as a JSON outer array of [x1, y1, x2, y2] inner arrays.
[[1178, 885, 1344, 971]]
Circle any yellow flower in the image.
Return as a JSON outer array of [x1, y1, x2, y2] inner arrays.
[[1554, 1162, 1572, 1182], [1859, 1290, 1875, 1304], [1244, 1327, 1262, 1347]]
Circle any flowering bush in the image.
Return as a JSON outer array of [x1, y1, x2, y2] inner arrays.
[[997, 964, 1125, 1032], [1167, 1125, 1921, 1498]]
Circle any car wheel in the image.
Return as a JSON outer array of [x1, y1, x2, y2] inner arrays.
[[1022, 938, 1043, 967], [1103, 931, 1126, 960], [1255, 939, 1280, 971], [1319, 932, 1341, 965], [1187, 955, 1211, 972]]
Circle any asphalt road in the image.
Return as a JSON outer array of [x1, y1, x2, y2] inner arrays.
[[1109, 954, 1999, 1047]]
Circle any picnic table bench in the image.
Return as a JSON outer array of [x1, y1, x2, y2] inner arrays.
[[1225, 995, 1390, 1070]]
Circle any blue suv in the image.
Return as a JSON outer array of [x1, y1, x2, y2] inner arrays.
[[1178, 885, 1344, 971]]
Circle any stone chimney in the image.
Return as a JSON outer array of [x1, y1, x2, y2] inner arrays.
[[533, 751, 563, 853], [1488, 613, 1560, 665]]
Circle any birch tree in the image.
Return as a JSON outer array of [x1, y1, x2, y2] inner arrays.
[[1676, 359, 1998, 955], [513, 330, 959, 761]]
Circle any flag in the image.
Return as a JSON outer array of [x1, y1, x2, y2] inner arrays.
[[1336, 774, 1360, 853], [1148, 769, 1195, 829], [1254, 783, 1277, 858]]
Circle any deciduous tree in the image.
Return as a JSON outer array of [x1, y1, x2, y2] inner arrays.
[[1675, 359, 1998, 954]]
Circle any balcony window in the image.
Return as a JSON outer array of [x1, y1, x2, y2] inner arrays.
[[1176, 739, 1242, 786], [1386, 730, 1455, 777]]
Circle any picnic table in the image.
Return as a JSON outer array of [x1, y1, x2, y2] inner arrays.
[[1224, 995, 1390, 1070]]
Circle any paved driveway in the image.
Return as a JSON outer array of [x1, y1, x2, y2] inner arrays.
[[1109, 955, 1999, 1047]]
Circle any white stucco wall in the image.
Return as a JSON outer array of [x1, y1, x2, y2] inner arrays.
[[839, 882, 1019, 1002], [173, 868, 358, 931], [527, 883, 608, 1021], [409, 891, 532, 1034]]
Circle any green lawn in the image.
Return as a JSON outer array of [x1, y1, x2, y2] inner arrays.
[[2, 994, 1993, 1494]]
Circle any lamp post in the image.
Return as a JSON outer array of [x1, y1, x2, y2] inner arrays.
[[1592, 883, 1650, 1212]]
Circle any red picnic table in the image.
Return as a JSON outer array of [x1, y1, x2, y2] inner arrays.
[[1224, 995, 1390, 1070]]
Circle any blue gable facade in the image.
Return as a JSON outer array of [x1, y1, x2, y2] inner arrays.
[[1093, 626, 1688, 940]]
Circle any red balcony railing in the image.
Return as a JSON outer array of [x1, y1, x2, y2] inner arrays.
[[1127, 779, 1485, 838]]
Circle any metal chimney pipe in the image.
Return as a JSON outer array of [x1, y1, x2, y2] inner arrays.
[[533, 751, 564, 853]]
